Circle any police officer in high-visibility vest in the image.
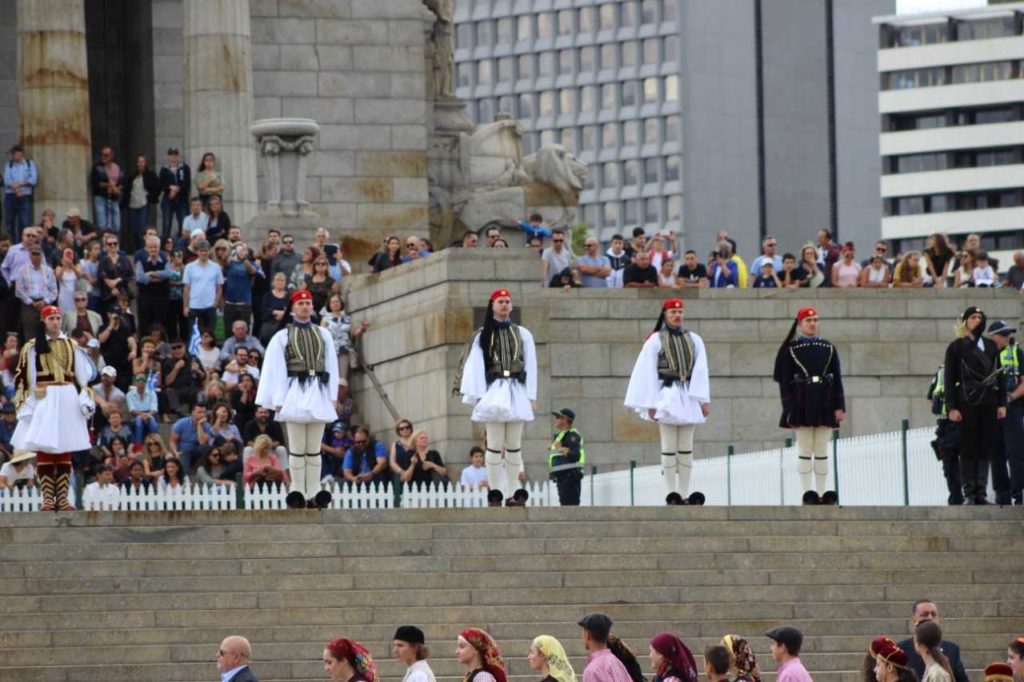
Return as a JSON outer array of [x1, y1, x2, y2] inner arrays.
[[986, 320, 1024, 505], [928, 363, 963, 505], [548, 407, 584, 506]]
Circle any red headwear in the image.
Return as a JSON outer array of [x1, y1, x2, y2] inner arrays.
[[984, 663, 1014, 682], [326, 639, 379, 682], [290, 289, 313, 304], [796, 306, 818, 322], [490, 288, 511, 302], [459, 628, 506, 682], [41, 305, 61, 319], [869, 637, 908, 669], [662, 299, 684, 311], [650, 632, 698, 682]]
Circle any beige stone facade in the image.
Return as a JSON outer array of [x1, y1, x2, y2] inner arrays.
[[346, 249, 1023, 477]]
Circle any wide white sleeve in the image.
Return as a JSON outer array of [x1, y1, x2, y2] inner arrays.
[[522, 327, 538, 401], [623, 335, 662, 411], [459, 333, 487, 405], [321, 327, 339, 399], [688, 332, 710, 404], [255, 331, 288, 410], [73, 345, 97, 387]]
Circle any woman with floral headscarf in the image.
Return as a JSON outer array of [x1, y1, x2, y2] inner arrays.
[[721, 635, 762, 682], [323, 638, 379, 682], [648, 633, 697, 682], [457, 628, 507, 682], [529, 635, 577, 682]]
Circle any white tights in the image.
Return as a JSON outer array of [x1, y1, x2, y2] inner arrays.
[[285, 421, 325, 498], [659, 424, 696, 495], [484, 421, 525, 497], [795, 426, 832, 493]]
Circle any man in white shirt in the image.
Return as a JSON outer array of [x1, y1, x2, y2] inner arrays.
[[393, 626, 436, 682], [181, 196, 208, 238], [82, 465, 120, 510], [182, 240, 224, 335]]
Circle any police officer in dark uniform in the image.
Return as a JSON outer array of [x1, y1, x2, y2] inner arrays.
[[986, 319, 1024, 505], [927, 363, 963, 505], [548, 407, 584, 506]]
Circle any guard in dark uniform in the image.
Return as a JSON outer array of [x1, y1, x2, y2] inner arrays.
[[773, 306, 845, 495], [927, 363, 963, 505], [547, 407, 584, 506], [944, 306, 1006, 505]]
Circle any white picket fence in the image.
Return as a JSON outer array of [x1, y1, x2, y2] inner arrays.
[[0, 426, 987, 510]]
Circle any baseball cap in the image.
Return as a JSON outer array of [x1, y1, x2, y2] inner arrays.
[[986, 320, 1016, 336], [551, 407, 576, 421], [100, 366, 117, 378]]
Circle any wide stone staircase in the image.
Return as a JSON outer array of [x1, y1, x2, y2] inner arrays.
[[0, 506, 1021, 682]]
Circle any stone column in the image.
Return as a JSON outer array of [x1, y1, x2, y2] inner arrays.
[[16, 0, 92, 220], [183, 0, 258, 227]]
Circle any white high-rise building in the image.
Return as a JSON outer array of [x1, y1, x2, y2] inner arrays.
[[875, 3, 1024, 258]]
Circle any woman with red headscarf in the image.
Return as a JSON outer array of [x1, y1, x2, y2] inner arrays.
[[648, 633, 697, 682], [323, 638, 379, 682], [772, 306, 845, 497], [456, 628, 507, 682]]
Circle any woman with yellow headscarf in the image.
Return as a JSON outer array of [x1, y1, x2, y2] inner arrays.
[[528, 635, 577, 682]]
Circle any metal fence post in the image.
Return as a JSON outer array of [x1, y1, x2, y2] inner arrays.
[[235, 473, 244, 509], [629, 460, 636, 506], [831, 430, 839, 494], [782, 438, 791, 504], [727, 445, 734, 506], [901, 418, 910, 505], [590, 465, 597, 506]]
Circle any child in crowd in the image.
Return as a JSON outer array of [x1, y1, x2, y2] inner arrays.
[[753, 261, 781, 288], [972, 250, 996, 287], [459, 446, 489, 489]]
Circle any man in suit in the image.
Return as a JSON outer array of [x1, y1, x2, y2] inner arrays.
[[897, 600, 969, 682], [217, 635, 258, 682]]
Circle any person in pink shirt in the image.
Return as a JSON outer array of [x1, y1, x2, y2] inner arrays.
[[579, 614, 635, 682], [766, 626, 813, 682]]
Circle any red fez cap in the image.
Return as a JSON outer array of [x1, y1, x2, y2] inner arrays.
[[984, 663, 1014, 682], [796, 306, 818, 322], [490, 288, 511, 302], [41, 305, 62, 319], [290, 289, 313, 304], [662, 298, 684, 311], [869, 637, 908, 669]]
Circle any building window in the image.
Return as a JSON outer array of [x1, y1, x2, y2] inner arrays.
[[891, 23, 947, 48], [971, 147, 1018, 167], [892, 152, 947, 173], [517, 16, 532, 41], [477, 60, 492, 86], [478, 99, 494, 123], [643, 77, 658, 103], [622, 41, 638, 67], [621, 2, 636, 28], [581, 125, 598, 151], [559, 49, 574, 73], [496, 18, 513, 45], [974, 106, 1018, 124], [623, 121, 639, 145], [539, 92, 555, 117], [667, 195, 681, 220], [602, 83, 617, 108], [889, 112, 946, 130], [599, 3, 616, 31], [664, 75, 679, 101], [645, 198, 661, 222], [580, 85, 597, 112], [641, 0, 657, 25], [624, 199, 640, 224], [537, 12, 552, 40], [519, 93, 534, 118], [497, 96, 514, 115], [538, 52, 554, 77], [952, 61, 1015, 84], [580, 46, 596, 71], [621, 81, 638, 107], [560, 88, 575, 114], [558, 10, 574, 36], [642, 38, 659, 65], [560, 128, 576, 149], [886, 67, 945, 89], [518, 55, 533, 79], [665, 155, 680, 181], [540, 130, 555, 146], [624, 160, 640, 185], [662, 0, 678, 23], [956, 17, 1016, 41], [895, 197, 925, 214], [644, 158, 659, 183], [584, 169, 597, 190], [456, 24, 473, 49], [601, 44, 617, 71], [644, 118, 660, 144], [578, 7, 594, 33], [602, 123, 617, 146], [604, 202, 620, 226], [457, 63, 472, 88], [475, 21, 490, 45], [603, 161, 620, 185], [664, 36, 679, 62], [665, 116, 679, 141], [497, 57, 513, 82]]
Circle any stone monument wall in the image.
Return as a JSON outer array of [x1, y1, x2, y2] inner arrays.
[[249, 0, 430, 253], [345, 249, 1022, 477]]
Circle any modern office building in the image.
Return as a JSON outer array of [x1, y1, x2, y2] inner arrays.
[[875, 2, 1024, 257], [455, 0, 891, 258]]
